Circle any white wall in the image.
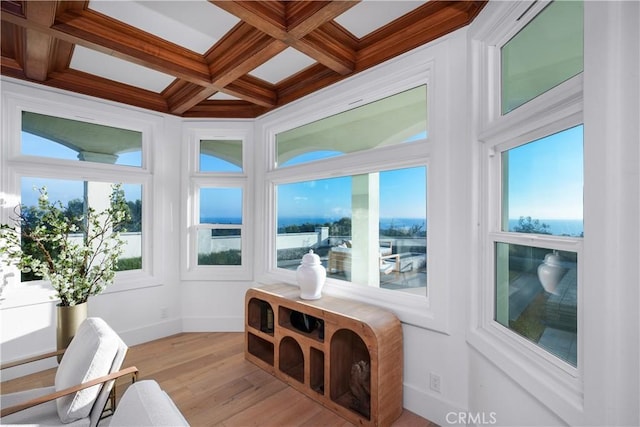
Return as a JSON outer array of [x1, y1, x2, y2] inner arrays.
[[1, 2, 639, 426]]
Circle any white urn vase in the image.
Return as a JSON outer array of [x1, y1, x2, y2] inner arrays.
[[537, 252, 566, 295], [296, 250, 326, 300]]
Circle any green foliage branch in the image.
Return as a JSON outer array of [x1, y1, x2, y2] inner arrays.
[[513, 216, 551, 234], [0, 184, 131, 306]]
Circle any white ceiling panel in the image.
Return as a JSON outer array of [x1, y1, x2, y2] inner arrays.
[[70, 46, 175, 92], [209, 92, 241, 101], [249, 48, 316, 84], [88, 0, 239, 54], [335, 1, 428, 39]]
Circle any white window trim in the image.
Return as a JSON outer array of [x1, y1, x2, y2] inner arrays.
[[181, 122, 254, 281], [254, 35, 461, 333], [1, 83, 163, 308], [469, 1, 586, 421]]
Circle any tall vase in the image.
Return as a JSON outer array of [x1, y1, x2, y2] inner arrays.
[[296, 250, 326, 300], [56, 302, 88, 362]]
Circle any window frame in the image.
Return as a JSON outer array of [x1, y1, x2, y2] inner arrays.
[[471, 0, 585, 413], [181, 123, 253, 281], [255, 49, 450, 331], [483, 89, 584, 375], [499, 0, 583, 116], [487, 124, 584, 372], [1, 90, 159, 308]]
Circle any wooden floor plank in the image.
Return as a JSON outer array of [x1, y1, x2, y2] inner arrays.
[[1, 332, 437, 426]]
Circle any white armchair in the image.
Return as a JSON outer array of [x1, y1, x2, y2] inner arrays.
[[1, 317, 137, 426]]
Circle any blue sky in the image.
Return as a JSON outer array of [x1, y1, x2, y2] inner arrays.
[[506, 125, 583, 220], [276, 167, 427, 221]]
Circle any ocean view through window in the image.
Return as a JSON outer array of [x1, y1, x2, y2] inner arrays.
[[493, 124, 583, 367], [276, 167, 427, 292], [502, 125, 584, 238], [184, 126, 251, 279]]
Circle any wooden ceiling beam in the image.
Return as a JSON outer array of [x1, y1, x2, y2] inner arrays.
[[1, 0, 24, 16], [211, 0, 357, 75], [1, 0, 488, 119], [45, 68, 170, 113], [182, 100, 269, 119], [1, 55, 26, 77], [276, 63, 344, 107], [223, 75, 277, 108], [22, 1, 57, 80], [167, 22, 284, 113], [357, 1, 487, 67], [295, 21, 356, 77], [164, 70, 278, 114], [2, 7, 212, 85], [276, 2, 487, 109], [286, 1, 356, 39], [206, 22, 287, 87], [209, 1, 286, 38], [163, 80, 219, 115], [1, 21, 24, 69], [57, 8, 211, 83]]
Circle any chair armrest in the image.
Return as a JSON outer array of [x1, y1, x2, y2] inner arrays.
[[1, 366, 139, 417], [0, 349, 66, 370], [380, 253, 400, 271]]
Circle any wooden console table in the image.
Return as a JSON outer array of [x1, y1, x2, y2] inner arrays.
[[245, 283, 403, 427]]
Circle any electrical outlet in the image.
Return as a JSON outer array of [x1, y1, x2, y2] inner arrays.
[[429, 372, 441, 393], [160, 307, 168, 319]]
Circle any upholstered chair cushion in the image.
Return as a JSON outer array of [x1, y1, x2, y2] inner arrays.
[[55, 317, 119, 423], [107, 380, 190, 427]]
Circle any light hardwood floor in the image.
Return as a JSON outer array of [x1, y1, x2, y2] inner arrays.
[[1, 332, 436, 426]]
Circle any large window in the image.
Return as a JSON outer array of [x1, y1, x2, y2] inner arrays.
[[8, 105, 152, 295], [483, 1, 584, 370], [271, 85, 429, 295], [184, 127, 251, 280]]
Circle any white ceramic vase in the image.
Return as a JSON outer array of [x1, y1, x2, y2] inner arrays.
[[537, 252, 566, 295], [296, 250, 326, 300]]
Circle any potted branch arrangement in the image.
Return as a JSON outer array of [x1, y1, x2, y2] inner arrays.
[[0, 183, 130, 354]]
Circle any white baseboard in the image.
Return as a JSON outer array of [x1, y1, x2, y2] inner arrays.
[[118, 317, 183, 347], [181, 315, 244, 332], [403, 382, 467, 426]]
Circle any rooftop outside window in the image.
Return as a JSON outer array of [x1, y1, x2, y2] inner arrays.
[[276, 85, 427, 167], [501, 1, 583, 114], [21, 111, 142, 167]]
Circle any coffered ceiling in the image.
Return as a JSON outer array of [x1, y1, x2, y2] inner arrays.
[[1, 0, 486, 119]]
